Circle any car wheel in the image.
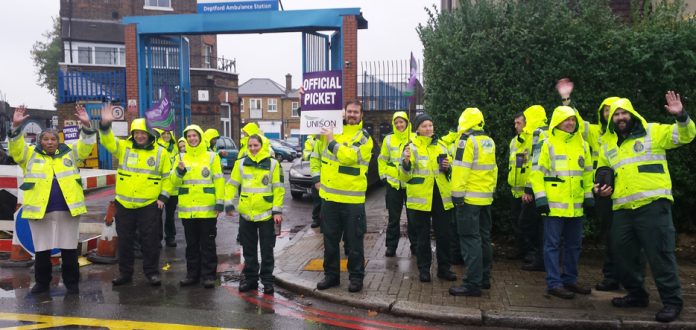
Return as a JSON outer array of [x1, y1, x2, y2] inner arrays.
[[291, 191, 303, 199]]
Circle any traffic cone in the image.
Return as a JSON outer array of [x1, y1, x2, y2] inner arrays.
[[0, 243, 34, 268], [87, 201, 118, 264]]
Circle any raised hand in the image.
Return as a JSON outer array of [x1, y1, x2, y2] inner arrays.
[[12, 105, 30, 128], [664, 91, 684, 116], [100, 103, 115, 126], [555, 78, 574, 99], [74, 104, 91, 128]]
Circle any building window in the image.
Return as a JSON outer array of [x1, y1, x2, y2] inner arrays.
[[77, 46, 92, 64], [68, 42, 125, 66], [203, 44, 213, 69], [240, 99, 244, 112], [291, 102, 299, 117], [144, 0, 172, 10], [250, 99, 261, 110], [250, 98, 262, 119], [268, 99, 277, 112]]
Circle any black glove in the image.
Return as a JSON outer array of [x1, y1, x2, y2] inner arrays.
[[537, 204, 550, 216]]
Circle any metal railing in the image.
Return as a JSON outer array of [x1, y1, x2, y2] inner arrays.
[[192, 55, 237, 73], [57, 70, 126, 104], [359, 59, 424, 111]]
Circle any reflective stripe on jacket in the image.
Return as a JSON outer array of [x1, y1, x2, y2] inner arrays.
[[598, 99, 696, 210], [99, 127, 173, 209], [225, 156, 284, 221], [310, 123, 373, 204], [451, 131, 497, 206], [9, 127, 96, 219], [400, 135, 453, 211]]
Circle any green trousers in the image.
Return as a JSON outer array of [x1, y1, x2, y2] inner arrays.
[[455, 203, 492, 289], [321, 200, 366, 282], [385, 185, 416, 251], [612, 199, 682, 307]]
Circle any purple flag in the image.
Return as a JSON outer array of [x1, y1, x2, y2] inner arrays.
[[403, 52, 418, 99], [144, 87, 175, 131]]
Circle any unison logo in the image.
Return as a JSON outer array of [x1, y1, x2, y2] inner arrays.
[[305, 115, 337, 128]]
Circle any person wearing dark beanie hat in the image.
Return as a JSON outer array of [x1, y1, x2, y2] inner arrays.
[[413, 113, 433, 131]]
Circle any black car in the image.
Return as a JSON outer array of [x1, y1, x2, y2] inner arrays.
[[288, 143, 381, 199]]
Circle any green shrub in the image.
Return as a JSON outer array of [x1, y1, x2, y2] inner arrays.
[[418, 0, 696, 239]]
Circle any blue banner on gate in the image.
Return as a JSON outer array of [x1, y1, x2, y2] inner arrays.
[[197, 0, 278, 13]]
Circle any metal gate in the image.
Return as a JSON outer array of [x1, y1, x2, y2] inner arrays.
[[85, 103, 112, 169], [141, 36, 191, 134]]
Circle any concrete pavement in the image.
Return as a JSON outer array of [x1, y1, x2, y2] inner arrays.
[[273, 187, 696, 329]]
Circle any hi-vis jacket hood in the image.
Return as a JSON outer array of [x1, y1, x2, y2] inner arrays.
[[391, 111, 411, 140], [246, 136, 272, 163], [522, 105, 548, 135], [606, 98, 648, 135], [128, 118, 156, 147], [177, 136, 186, 151], [597, 96, 620, 133], [183, 125, 208, 157], [203, 128, 220, 148], [241, 122, 261, 137], [458, 108, 484, 133], [154, 128, 175, 151], [549, 106, 581, 136]]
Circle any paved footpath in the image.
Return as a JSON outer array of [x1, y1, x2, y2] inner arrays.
[[274, 190, 696, 329]]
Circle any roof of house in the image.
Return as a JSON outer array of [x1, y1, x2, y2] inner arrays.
[[239, 78, 299, 98]]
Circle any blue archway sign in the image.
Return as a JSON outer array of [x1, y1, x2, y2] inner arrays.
[[14, 207, 61, 257]]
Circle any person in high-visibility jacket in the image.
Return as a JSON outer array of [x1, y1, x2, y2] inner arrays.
[[177, 137, 186, 153], [98, 108, 174, 287], [509, 105, 548, 272], [238, 122, 273, 159], [439, 128, 465, 265], [9, 104, 95, 295], [596, 92, 695, 323], [302, 134, 322, 228], [400, 113, 456, 284], [171, 125, 225, 289], [154, 128, 179, 248], [225, 134, 284, 294], [587, 97, 625, 292], [529, 105, 594, 300], [448, 108, 497, 297], [312, 100, 373, 293], [378, 111, 416, 257]]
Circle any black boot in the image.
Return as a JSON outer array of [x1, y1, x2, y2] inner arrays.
[[61, 249, 80, 294], [32, 250, 52, 294]]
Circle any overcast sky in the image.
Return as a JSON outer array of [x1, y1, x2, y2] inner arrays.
[[0, 0, 437, 110]]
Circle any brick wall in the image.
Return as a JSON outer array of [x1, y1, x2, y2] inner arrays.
[[342, 16, 358, 104]]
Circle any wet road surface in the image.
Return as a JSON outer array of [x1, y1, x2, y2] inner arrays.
[[0, 162, 481, 329]]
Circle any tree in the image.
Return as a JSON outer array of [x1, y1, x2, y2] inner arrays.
[[30, 17, 62, 103], [418, 0, 696, 236]]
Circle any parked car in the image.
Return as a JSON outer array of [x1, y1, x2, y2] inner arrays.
[[288, 142, 381, 199], [283, 136, 303, 153], [269, 139, 297, 162], [215, 136, 239, 170]]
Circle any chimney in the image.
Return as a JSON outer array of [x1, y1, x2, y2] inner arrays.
[[285, 73, 292, 92]]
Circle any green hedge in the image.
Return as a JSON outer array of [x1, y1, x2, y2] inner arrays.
[[418, 0, 696, 239]]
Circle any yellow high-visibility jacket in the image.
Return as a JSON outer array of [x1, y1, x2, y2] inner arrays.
[[530, 106, 594, 217], [310, 122, 373, 204], [378, 111, 414, 189], [170, 125, 225, 218], [9, 126, 96, 219], [99, 119, 173, 209], [598, 98, 696, 210], [400, 135, 453, 211], [225, 145, 284, 221]]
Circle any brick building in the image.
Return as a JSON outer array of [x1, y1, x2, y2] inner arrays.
[[56, 0, 239, 142], [238, 74, 300, 139]]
